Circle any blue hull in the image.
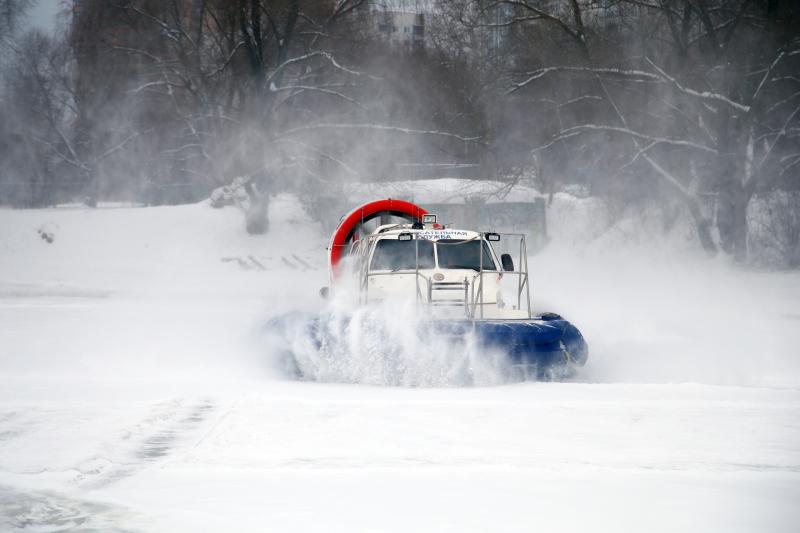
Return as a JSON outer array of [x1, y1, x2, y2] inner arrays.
[[430, 314, 588, 378], [266, 311, 588, 382]]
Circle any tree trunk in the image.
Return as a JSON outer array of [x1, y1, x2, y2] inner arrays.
[[686, 196, 718, 256], [714, 112, 752, 262], [244, 178, 270, 234], [716, 181, 751, 262]]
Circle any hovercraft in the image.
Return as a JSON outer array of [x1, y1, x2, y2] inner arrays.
[[268, 199, 587, 382]]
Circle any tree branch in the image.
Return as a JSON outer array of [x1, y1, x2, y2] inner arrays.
[[281, 123, 481, 143]]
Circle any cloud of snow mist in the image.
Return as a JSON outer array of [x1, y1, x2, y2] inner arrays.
[[252, 192, 800, 389], [3, 192, 797, 390], [532, 242, 800, 388]]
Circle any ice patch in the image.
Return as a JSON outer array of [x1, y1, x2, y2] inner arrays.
[[0, 486, 139, 532]]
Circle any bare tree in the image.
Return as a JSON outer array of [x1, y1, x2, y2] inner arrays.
[[450, 0, 800, 262], [1, 30, 76, 206], [63, 1, 483, 218]]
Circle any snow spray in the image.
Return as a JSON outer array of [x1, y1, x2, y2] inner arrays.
[[264, 286, 516, 387]]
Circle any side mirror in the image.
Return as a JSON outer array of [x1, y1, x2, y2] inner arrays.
[[319, 286, 330, 300], [501, 253, 514, 272]]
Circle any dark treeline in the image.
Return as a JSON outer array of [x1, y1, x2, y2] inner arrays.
[[0, 1, 798, 266]]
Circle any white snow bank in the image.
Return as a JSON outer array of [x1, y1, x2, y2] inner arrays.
[[1, 192, 799, 532], [0, 194, 328, 380], [1, 191, 798, 386], [0, 194, 326, 295]]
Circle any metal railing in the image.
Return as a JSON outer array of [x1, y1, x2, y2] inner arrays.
[[469, 232, 531, 320], [345, 231, 532, 320]]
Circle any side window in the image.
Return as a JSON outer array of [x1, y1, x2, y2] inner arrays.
[[370, 239, 435, 271]]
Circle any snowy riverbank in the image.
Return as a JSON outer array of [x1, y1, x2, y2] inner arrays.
[[0, 196, 798, 532]]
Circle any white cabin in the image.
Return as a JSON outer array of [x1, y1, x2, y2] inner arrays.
[[337, 218, 532, 320]]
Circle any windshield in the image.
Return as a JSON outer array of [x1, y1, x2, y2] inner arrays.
[[436, 239, 496, 271], [370, 238, 435, 271]]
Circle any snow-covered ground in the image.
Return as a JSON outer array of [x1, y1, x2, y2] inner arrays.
[[0, 194, 798, 532]]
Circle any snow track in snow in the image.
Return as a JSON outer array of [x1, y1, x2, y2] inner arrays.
[[71, 399, 216, 490]]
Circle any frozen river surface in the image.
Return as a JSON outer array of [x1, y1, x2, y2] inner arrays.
[[1, 198, 798, 532]]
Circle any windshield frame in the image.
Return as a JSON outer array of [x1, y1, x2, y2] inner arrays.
[[368, 235, 499, 272]]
